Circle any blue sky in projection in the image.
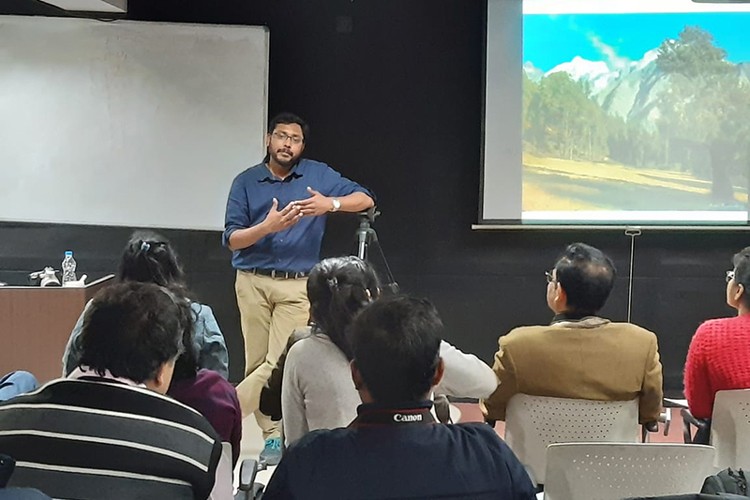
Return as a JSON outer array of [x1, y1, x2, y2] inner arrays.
[[524, 13, 750, 72]]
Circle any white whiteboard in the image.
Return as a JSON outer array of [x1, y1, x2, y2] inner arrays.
[[0, 16, 269, 230]]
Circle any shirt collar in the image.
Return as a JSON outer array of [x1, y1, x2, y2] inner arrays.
[[349, 400, 436, 428], [550, 314, 611, 328], [68, 366, 147, 388], [258, 161, 304, 183]]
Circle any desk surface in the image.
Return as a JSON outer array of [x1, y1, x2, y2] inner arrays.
[[0, 274, 114, 290]]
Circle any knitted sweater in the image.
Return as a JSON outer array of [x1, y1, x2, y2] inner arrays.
[[684, 314, 750, 419]]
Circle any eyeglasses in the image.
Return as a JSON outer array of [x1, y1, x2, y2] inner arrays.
[[545, 271, 556, 284], [271, 131, 303, 145], [726, 270, 735, 283]]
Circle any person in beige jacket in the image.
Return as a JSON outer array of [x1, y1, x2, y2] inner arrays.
[[482, 242, 663, 424]]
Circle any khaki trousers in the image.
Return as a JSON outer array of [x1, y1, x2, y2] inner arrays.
[[234, 271, 309, 439]]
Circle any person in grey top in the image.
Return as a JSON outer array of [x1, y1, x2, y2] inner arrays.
[[281, 256, 498, 445], [62, 231, 229, 379]]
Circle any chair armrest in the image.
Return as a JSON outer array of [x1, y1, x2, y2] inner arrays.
[[680, 408, 707, 444], [640, 408, 673, 441], [659, 408, 672, 436], [237, 459, 261, 491], [434, 395, 452, 424]]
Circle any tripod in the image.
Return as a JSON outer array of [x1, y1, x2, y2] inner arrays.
[[355, 208, 399, 294]]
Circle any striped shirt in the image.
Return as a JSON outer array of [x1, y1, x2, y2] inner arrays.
[[0, 378, 222, 499]]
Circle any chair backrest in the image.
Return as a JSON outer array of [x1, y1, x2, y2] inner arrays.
[[504, 394, 640, 485], [544, 443, 716, 500], [711, 389, 750, 470]]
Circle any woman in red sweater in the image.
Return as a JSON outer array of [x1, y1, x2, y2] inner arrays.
[[684, 246, 750, 432]]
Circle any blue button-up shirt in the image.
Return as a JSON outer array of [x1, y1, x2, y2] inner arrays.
[[223, 158, 372, 273]]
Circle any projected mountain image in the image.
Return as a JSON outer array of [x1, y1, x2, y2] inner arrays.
[[522, 12, 750, 222]]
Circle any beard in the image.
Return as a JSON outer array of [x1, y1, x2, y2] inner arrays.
[[269, 147, 300, 169]]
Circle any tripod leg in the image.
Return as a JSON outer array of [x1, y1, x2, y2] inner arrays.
[[357, 230, 368, 260]]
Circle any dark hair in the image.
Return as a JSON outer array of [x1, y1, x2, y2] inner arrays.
[[116, 231, 199, 373], [171, 318, 200, 381], [350, 295, 442, 404], [307, 256, 379, 360], [553, 242, 617, 316], [118, 231, 186, 290], [78, 282, 186, 383], [732, 247, 750, 308], [268, 112, 309, 143]]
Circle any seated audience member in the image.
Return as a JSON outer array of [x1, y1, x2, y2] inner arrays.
[[264, 296, 535, 500], [684, 247, 750, 437], [0, 371, 38, 402], [482, 242, 663, 424], [168, 324, 242, 465], [0, 282, 222, 499], [278, 256, 498, 445], [62, 231, 228, 379]]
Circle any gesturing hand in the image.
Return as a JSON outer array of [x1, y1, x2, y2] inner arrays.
[[295, 187, 333, 217], [264, 198, 302, 233]]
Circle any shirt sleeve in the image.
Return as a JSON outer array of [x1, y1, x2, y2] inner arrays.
[[495, 437, 537, 499], [435, 340, 498, 399], [193, 304, 230, 380], [639, 332, 664, 424], [228, 387, 243, 466], [685, 323, 713, 419], [259, 350, 286, 421], [222, 174, 251, 247], [262, 454, 292, 499], [281, 345, 310, 447], [260, 328, 310, 421], [481, 334, 519, 421], [319, 164, 375, 201]]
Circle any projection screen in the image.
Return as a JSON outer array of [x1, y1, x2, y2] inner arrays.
[[481, 0, 750, 228]]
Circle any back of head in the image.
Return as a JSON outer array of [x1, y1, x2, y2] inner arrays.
[[78, 282, 187, 384], [118, 231, 186, 289], [350, 295, 442, 404], [733, 246, 750, 308], [307, 256, 379, 360], [554, 242, 616, 316]]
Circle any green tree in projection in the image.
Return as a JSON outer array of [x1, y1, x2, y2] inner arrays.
[[608, 118, 652, 167], [585, 98, 610, 161], [656, 26, 750, 204], [527, 72, 609, 161], [522, 72, 539, 147]]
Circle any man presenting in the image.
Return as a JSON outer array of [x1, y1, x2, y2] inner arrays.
[[223, 112, 374, 464]]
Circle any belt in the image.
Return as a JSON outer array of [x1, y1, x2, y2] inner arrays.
[[246, 268, 308, 279]]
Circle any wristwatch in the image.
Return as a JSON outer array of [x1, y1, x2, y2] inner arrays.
[[330, 198, 341, 212]]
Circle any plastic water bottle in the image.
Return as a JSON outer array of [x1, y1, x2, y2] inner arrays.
[[61, 250, 77, 285]]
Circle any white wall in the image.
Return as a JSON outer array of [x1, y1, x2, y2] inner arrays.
[[0, 16, 269, 230]]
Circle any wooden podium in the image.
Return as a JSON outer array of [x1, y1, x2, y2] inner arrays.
[[0, 275, 114, 383]]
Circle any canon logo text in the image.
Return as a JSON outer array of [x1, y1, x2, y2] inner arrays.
[[393, 413, 422, 423]]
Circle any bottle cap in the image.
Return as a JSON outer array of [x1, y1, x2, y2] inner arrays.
[[64, 251, 73, 257]]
